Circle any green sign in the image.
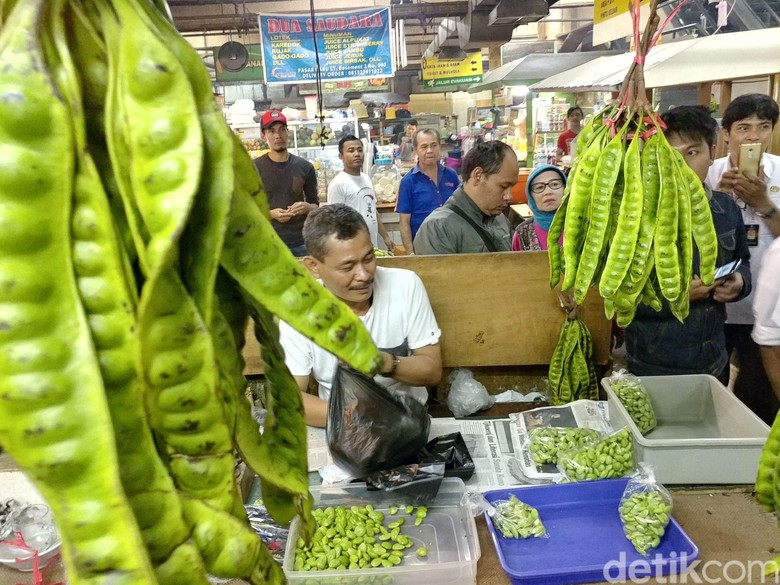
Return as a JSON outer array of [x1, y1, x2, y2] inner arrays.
[[213, 43, 264, 83], [422, 75, 482, 88]]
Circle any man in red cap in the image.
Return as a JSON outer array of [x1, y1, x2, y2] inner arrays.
[[254, 110, 319, 256]]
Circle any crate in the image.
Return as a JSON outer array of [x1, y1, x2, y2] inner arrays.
[[282, 477, 480, 585], [603, 374, 770, 484]]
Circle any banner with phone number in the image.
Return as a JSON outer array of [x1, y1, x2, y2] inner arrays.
[[258, 8, 394, 85]]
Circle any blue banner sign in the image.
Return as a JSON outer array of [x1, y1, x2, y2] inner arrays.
[[259, 8, 394, 84]]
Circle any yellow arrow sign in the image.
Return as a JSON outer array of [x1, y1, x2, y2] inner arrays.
[[421, 52, 482, 81]]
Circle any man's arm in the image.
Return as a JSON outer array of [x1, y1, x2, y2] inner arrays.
[[760, 346, 780, 401], [399, 213, 414, 253], [377, 218, 395, 252], [378, 344, 442, 387], [293, 374, 328, 428]]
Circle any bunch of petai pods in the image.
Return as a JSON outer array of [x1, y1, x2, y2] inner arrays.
[[547, 316, 598, 405], [548, 106, 718, 327], [0, 1, 382, 584]]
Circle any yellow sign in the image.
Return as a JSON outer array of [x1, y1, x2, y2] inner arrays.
[[421, 52, 482, 81], [593, 0, 652, 45]]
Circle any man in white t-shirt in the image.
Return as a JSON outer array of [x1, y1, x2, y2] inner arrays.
[[706, 93, 780, 423], [752, 236, 780, 400], [278, 204, 442, 427], [327, 135, 395, 252]]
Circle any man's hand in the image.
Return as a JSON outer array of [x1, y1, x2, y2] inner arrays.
[[689, 276, 715, 302], [713, 272, 744, 302], [719, 166, 770, 210], [288, 201, 313, 217], [271, 207, 293, 223], [382, 234, 396, 253]]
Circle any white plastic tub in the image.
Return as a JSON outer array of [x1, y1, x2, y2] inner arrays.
[[283, 477, 480, 585], [603, 374, 770, 484]]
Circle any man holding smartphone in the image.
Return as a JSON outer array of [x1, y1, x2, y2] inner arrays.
[[706, 94, 780, 424]]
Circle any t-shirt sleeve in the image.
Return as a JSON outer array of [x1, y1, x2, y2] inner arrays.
[[303, 162, 319, 204], [404, 273, 441, 349], [395, 175, 412, 214], [556, 133, 568, 152], [278, 320, 315, 376], [327, 176, 346, 204]]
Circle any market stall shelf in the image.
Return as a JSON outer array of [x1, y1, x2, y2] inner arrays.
[[483, 479, 699, 585]]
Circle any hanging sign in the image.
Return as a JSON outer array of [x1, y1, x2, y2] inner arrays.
[[421, 52, 482, 88], [592, 0, 652, 46], [258, 8, 394, 85]]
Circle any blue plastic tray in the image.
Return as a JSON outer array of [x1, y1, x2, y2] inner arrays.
[[483, 479, 699, 585]]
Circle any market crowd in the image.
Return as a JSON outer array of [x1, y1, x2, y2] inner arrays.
[[252, 94, 780, 428]]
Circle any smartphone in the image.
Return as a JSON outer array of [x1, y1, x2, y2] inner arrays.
[[713, 258, 742, 281], [738, 143, 762, 176]]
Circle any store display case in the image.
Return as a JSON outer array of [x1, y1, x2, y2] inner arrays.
[[232, 117, 360, 159], [531, 98, 571, 167]]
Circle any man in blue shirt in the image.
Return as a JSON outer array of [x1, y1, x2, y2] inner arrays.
[[395, 128, 460, 254]]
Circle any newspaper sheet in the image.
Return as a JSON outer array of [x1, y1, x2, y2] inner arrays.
[[510, 400, 612, 482], [306, 417, 528, 491]]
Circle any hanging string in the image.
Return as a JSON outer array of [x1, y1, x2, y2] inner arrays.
[[308, 0, 326, 147], [649, 0, 692, 49]]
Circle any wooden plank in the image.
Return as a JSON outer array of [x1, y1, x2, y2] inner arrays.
[[241, 251, 611, 375], [376, 251, 611, 367]]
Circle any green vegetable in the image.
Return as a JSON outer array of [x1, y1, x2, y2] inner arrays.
[[492, 495, 546, 539], [610, 376, 657, 435], [416, 547, 429, 558], [293, 505, 416, 572], [559, 427, 635, 482], [0, 0, 386, 582], [529, 427, 601, 465], [548, 317, 598, 405], [0, 1, 156, 582], [619, 491, 672, 555]]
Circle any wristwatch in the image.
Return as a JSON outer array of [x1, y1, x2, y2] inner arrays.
[[756, 206, 778, 219], [382, 355, 401, 377]]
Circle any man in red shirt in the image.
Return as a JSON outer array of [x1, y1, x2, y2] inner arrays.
[[555, 106, 584, 166]]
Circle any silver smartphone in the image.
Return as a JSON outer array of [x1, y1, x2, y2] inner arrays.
[[738, 143, 762, 176], [713, 258, 742, 281]]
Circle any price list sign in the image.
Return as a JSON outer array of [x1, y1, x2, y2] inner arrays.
[[259, 8, 394, 84]]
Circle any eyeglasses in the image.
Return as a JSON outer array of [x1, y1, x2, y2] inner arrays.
[[530, 179, 564, 194]]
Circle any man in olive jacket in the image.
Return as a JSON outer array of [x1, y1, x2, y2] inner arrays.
[[413, 141, 518, 254]]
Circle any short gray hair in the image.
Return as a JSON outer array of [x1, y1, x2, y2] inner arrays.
[[303, 204, 369, 260], [413, 128, 440, 148]]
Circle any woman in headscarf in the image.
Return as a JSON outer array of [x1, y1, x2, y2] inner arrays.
[[512, 164, 566, 251]]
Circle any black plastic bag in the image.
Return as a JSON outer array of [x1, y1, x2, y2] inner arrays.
[[326, 364, 431, 478], [416, 432, 476, 481], [364, 461, 445, 507]]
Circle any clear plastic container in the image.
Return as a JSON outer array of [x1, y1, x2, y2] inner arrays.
[[283, 477, 480, 585], [370, 157, 401, 204]]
